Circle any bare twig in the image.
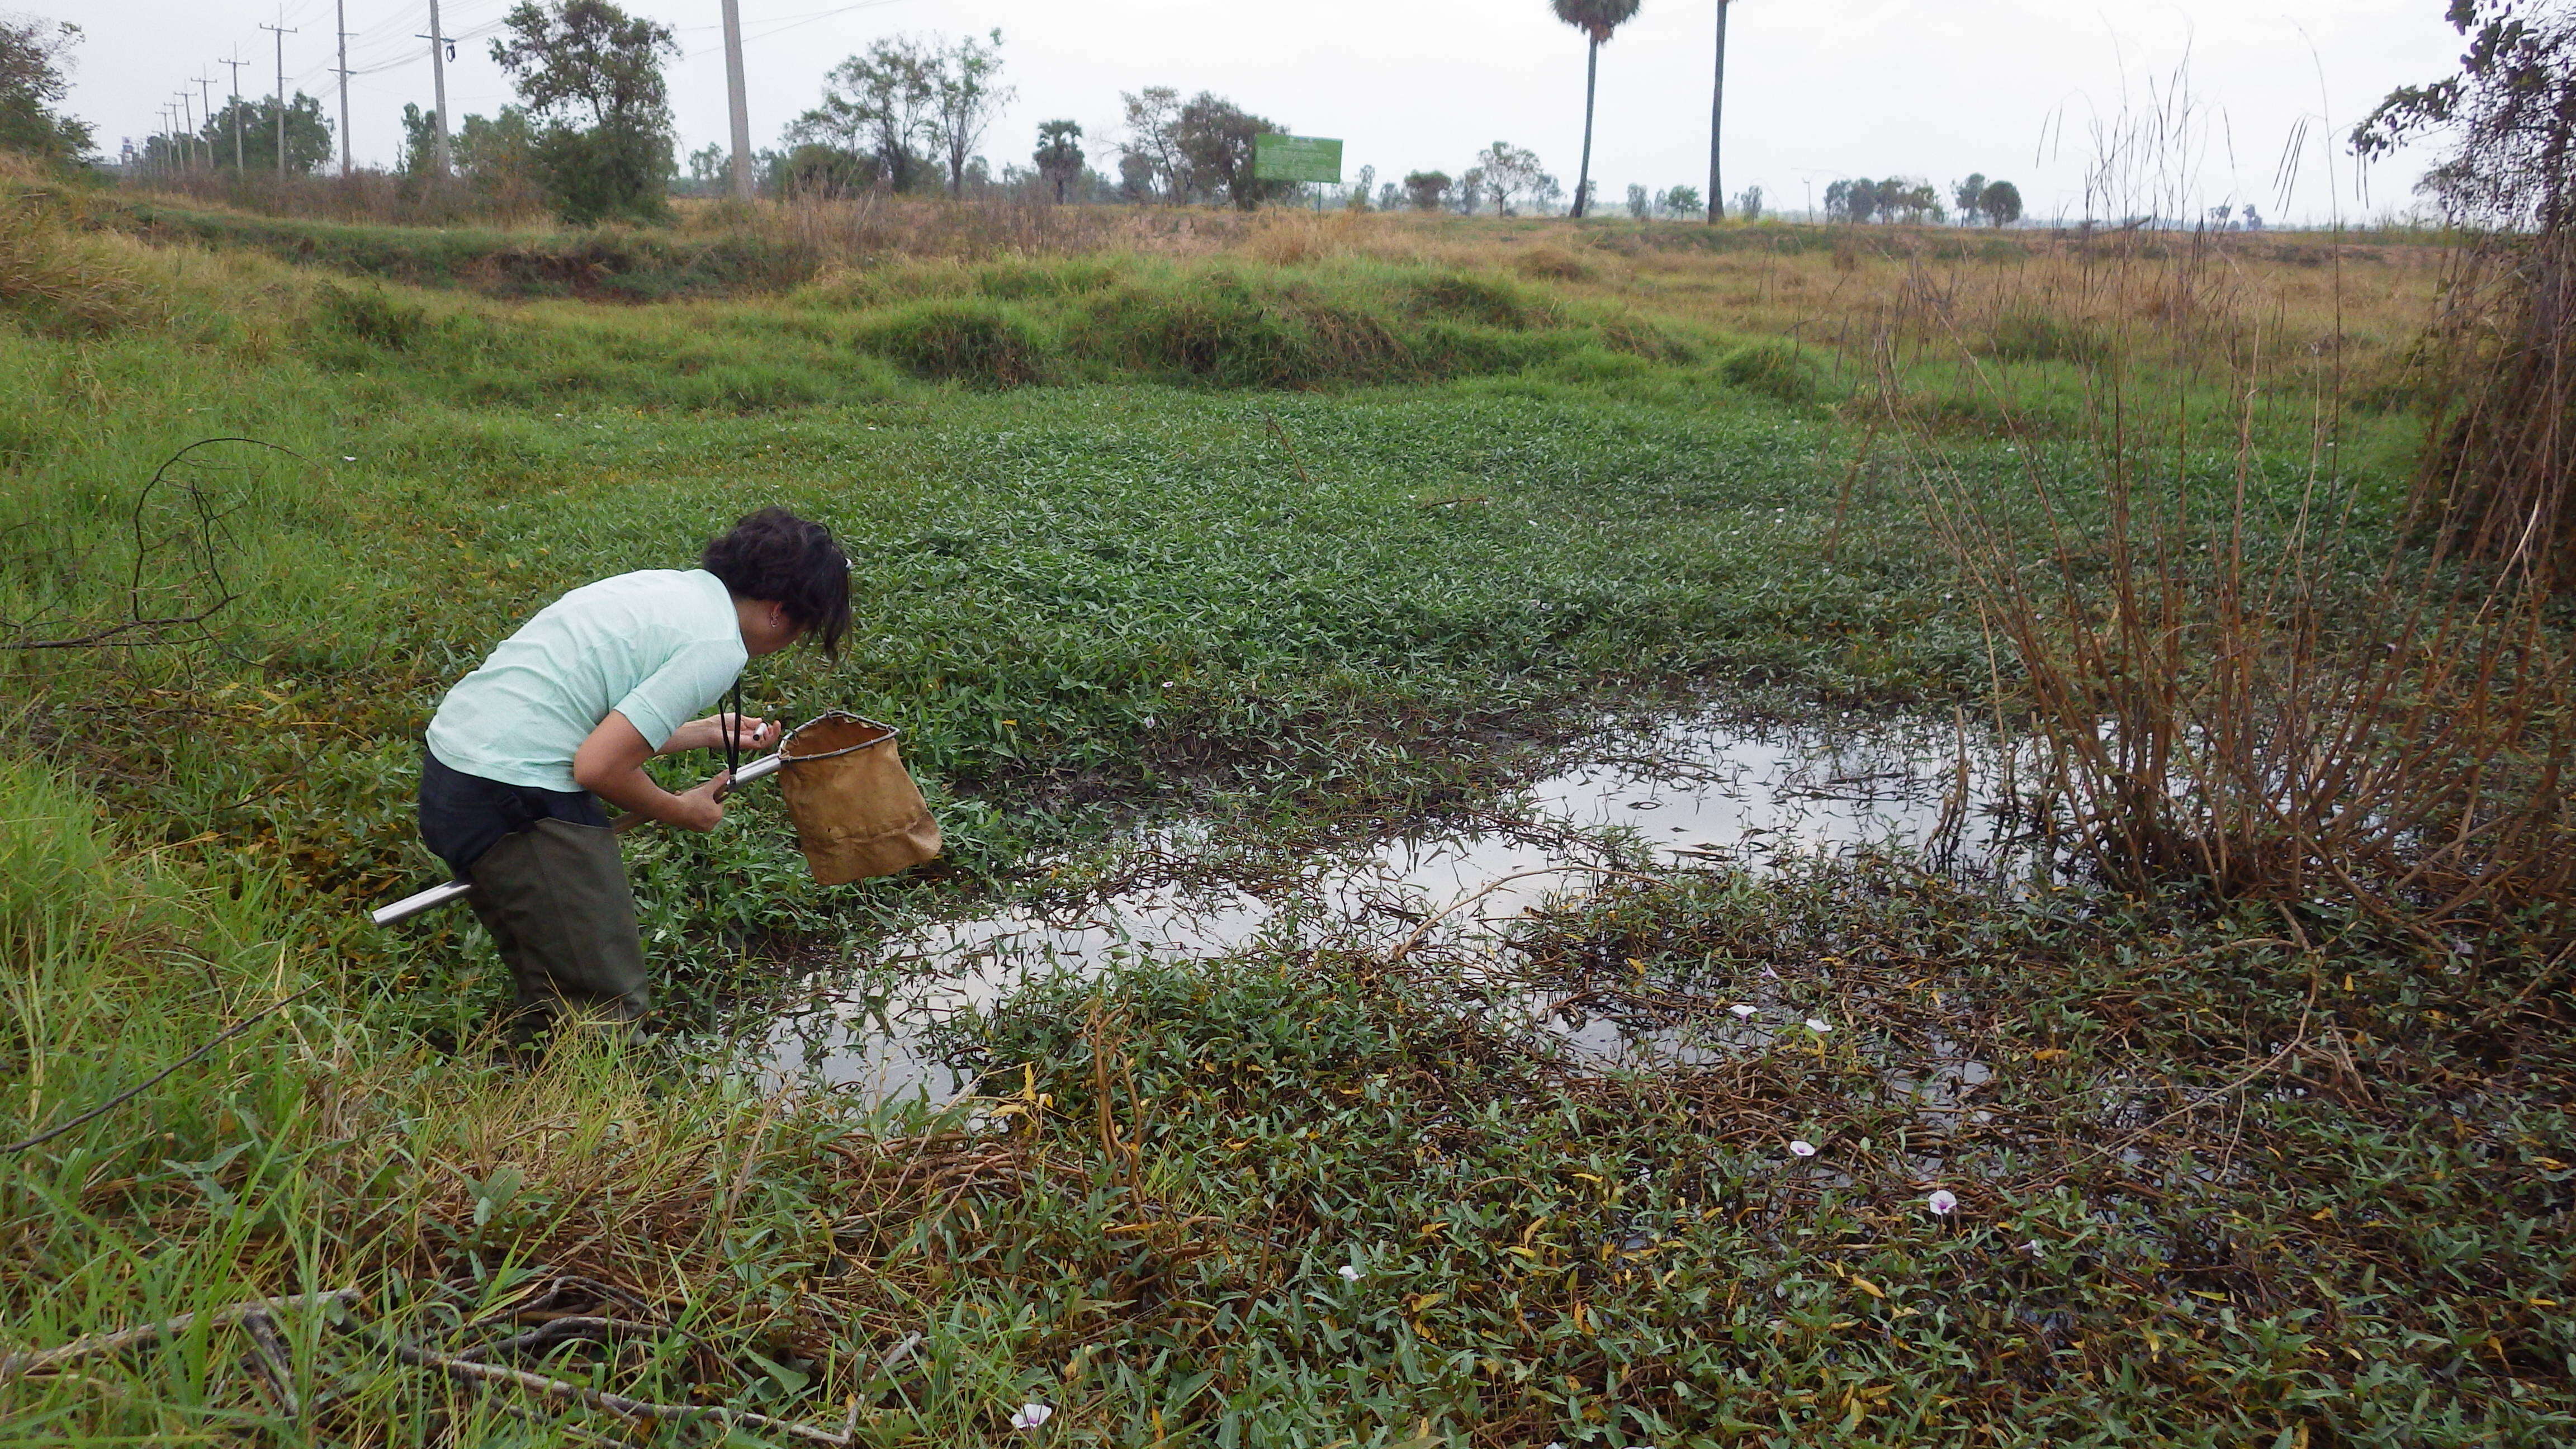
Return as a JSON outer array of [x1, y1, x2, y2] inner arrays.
[[380, 1334, 858, 1446], [0, 437, 292, 652], [452, 1316, 684, 1363], [1389, 866, 1668, 962], [1261, 413, 1314, 486], [237, 1309, 300, 1419], [0, 1288, 359, 1380], [2, 986, 321, 1154]]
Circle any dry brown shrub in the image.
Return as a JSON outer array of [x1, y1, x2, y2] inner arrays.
[[0, 159, 168, 335]]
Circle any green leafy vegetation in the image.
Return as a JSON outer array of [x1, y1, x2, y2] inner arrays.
[[0, 179, 2565, 1444]]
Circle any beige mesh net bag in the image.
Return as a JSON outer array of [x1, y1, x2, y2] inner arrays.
[[774, 712, 941, 884]]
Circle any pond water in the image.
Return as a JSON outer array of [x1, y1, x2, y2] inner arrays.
[[758, 709, 2029, 1104]]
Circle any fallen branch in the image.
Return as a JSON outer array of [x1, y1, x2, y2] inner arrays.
[[381, 1336, 858, 1446], [452, 1315, 683, 1363], [2, 985, 321, 1154], [0, 1288, 359, 1381]]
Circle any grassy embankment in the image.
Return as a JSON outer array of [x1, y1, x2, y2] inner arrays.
[[2, 173, 2566, 1445]]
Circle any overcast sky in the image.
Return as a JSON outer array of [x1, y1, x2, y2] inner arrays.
[[63, 0, 2457, 222]]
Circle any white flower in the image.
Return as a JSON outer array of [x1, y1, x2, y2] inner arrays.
[[1008, 1403, 1053, 1431], [1788, 1140, 1817, 1157], [341, 455, 357, 462], [1928, 1190, 1958, 1215], [1729, 1004, 1757, 1019], [2020, 1239, 2044, 1258], [1337, 1264, 1362, 1282], [1805, 1018, 1832, 1033]]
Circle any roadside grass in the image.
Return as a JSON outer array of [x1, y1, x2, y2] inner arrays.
[[6, 181, 2561, 1445]]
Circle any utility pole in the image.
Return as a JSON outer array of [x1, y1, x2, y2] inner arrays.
[[720, 0, 755, 201], [1706, 0, 1730, 224], [418, 0, 453, 177], [222, 52, 249, 171], [174, 92, 195, 171], [261, 20, 297, 178], [335, 0, 353, 175], [193, 73, 217, 171]]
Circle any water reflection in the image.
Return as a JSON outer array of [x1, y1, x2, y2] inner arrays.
[[759, 711, 2025, 1102]]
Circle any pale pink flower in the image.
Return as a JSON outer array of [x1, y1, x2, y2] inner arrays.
[[1008, 1404, 1053, 1432], [1928, 1190, 1959, 1215], [1729, 1004, 1757, 1019], [1788, 1140, 1817, 1157]]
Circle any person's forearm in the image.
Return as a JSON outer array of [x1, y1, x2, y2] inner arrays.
[[583, 763, 695, 824]]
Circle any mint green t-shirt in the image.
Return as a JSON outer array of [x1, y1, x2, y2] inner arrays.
[[427, 569, 746, 792]]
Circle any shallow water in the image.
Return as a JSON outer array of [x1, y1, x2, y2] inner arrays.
[[760, 710, 2024, 1102]]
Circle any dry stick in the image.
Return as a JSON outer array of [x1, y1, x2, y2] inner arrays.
[[1, 985, 321, 1154], [1388, 866, 1669, 963], [1261, 413, 1314, 486], [0, 1289, 359, 1380], [381, 1336, 857, 1446], [238, 1309, 300, 1419], [2058, 996, 2315, 1180]]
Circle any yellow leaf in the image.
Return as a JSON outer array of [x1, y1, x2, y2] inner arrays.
[[2033, 1048, 2069, 1062], [1850, 1276, 1886, 1299]]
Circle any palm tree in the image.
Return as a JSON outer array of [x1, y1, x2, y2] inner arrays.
[[1551, 0, 1642, 219]]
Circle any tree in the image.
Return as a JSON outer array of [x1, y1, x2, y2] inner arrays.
[[400, 103, 439, 178], [0, 15, 89, 163], [791, 37, 934, 195], [1625, 182, 1649, 219], [1344, 163, 1375, 210], [1120, 87, 1185, 202], [1549, 0, 1641, 218], [1475, 140, 1546, 216], [1660, 184, 1701, 219], [203, 94, 330, 174], [1456, 167, 1486, 214], [1733, 184, 1762, 220], [457, 107, 541, 198], [2354, 0, 2576, 229], [490, 0, 679, 224], [686, 141, 726, 189], [778, 141, 873, 197], [1883, 177, 1943, 224], [1377, 182, 1399, 211], [2352, 0, 2576, 580], [927, 30, 1010, 198], [1033, 118, 1083, 203], [1951, 172, 1989, 223], [1172, 91, 1290, 210], [1980, 178, 2023, 226], [1824, 177, 1868, 222], [1117, 151, 1156, 203], [1403, 169, 1451, 211]]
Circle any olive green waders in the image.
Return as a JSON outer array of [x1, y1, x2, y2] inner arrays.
[[463, 817, 650, 1046]]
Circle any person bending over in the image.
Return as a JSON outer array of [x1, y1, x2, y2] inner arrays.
[[419, 507, 850, 1048]]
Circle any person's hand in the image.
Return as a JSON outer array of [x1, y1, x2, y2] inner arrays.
[[673, 713, 778, 755], [667, 771, 733, 831]]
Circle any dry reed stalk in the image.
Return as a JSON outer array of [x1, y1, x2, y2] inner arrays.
[[1894, 216, 2574, 950]]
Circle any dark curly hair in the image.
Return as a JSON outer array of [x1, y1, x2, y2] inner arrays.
[[700, 508, 852, 656]]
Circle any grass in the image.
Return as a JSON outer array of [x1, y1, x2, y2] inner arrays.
[[2, 173, 2566, 1443]]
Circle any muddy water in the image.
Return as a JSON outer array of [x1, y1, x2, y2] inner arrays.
[[759, 711, 2024, 1102]]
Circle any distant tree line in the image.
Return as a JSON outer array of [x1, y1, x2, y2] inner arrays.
[[1820, 173, 2023, 226]]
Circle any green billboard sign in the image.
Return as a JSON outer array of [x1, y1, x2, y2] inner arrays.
[[1253, 134, 1343, 184]]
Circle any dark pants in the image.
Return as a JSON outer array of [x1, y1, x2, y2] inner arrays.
[[420, 752, 648, 1047]]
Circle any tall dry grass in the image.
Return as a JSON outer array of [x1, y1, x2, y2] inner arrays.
[[1886, 221, 2572, 956], [0, 157, 170, 335]]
